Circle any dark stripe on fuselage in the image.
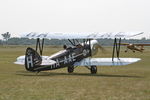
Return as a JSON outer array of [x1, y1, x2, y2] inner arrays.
[[34, 45, 90, 71]]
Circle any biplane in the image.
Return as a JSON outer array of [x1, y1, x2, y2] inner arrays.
[[14, 32, 143, 74], [120, 43, 150, 53]]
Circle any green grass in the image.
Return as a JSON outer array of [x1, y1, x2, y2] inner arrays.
[[0, 45, 150, 100]]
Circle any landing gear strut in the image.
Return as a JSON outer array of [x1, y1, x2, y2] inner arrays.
[[68, 66, 74, 73], [90, 66, 97, 74]]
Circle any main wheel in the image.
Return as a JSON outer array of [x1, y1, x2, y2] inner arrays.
[[91, 66, 97, 74], [67, 66, 74, 73]]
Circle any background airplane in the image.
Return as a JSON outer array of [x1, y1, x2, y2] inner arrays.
[[120, 43, 150, 53]]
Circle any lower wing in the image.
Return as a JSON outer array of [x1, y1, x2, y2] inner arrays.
[[15, 56, 141, 66], [74, 58, 141, 66]]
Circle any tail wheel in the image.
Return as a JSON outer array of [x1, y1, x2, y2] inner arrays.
[[68, 66, 74, 73], [91, 66, 97, 74]]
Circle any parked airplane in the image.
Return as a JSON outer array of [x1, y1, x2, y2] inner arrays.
[[14, 32, 143, 74], [120, 43, 150, 53]]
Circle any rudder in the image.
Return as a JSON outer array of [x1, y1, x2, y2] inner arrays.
[[25, 47, 42, 71]]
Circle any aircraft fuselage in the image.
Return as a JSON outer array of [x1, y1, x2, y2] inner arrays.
[[25, 44, 91, 72]]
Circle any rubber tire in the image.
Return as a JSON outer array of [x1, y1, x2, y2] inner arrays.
[[91, 66, 97, 74], [68, 66, 74, 73]]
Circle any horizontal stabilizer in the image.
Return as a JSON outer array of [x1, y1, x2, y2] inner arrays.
[[14, 55, 26, 65], [14, 55, 56, 65], [74, 58, 141, 66]]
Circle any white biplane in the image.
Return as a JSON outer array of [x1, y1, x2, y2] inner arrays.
[[14, 32, 142, 74]]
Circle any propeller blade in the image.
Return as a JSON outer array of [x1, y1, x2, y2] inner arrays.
[[97, 44, 106, 53]]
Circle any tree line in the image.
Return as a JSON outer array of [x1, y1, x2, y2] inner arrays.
[[1, 32, 150, 46]]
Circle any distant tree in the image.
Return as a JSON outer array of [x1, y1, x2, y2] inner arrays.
[[1, 32, 11, 44], [0, 40, 2, 45], [141, 37, 146, 40]]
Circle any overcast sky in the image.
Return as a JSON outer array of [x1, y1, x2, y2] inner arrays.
[[0, 0, 150, 38]]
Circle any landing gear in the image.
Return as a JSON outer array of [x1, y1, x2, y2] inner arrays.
[[68, 66, 74, 73], [90, 66, 97, 74], [125, 48, 128, 53]]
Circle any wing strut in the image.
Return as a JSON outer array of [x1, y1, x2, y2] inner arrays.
[[35, 38, 44, 56], [68, 39, 81, 46], [83, 39, 92, 57], [89, 39, 92, 57], [112, 38, 121, 61], [68, 39, 75, 46]]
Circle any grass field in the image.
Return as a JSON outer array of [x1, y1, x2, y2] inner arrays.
[[0, 45, 150, 100]]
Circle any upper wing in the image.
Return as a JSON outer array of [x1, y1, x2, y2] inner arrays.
[[20, 32, 143, 39], [74, 58, 141, 66]]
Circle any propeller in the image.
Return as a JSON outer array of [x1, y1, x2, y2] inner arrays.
[[90, 40, 106, 56]]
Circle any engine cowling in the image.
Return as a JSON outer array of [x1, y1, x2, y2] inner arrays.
[[90, 40, 102, 56]]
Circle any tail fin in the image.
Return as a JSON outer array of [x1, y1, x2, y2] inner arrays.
[[25, 47, 42, 72]]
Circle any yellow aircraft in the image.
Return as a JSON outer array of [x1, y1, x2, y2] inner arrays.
[[120, 43, 150, 53]]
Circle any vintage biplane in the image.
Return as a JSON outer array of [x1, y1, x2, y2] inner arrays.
[[120, 43, 150, 53], [14, 32, 143, 74]]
